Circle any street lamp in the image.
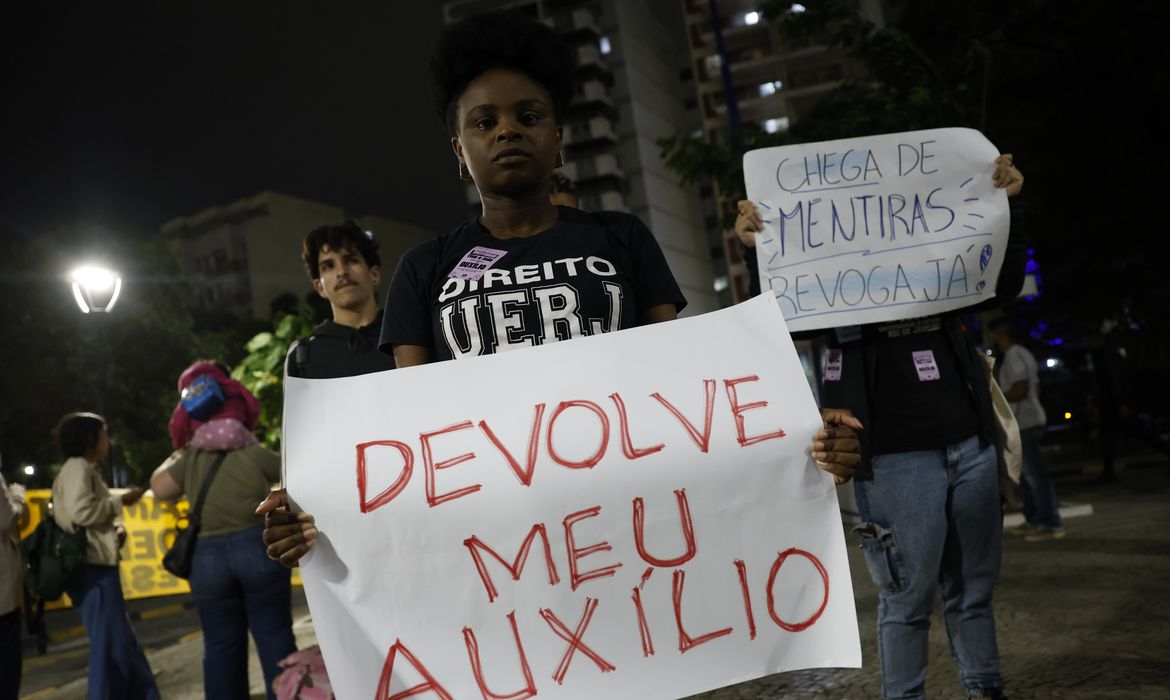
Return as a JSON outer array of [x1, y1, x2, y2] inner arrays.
[[70, 265, 122, 313], [69, 263, 125, 485]]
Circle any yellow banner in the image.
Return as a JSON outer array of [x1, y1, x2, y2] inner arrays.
[[20, 489, 301, 605]]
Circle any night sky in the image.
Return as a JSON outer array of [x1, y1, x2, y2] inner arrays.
[[1, 2, 462, 241]]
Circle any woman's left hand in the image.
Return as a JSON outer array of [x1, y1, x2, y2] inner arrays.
[[993, 154, 1024, 197], [812, 408, 863, 485]]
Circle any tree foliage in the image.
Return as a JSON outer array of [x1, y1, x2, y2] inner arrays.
[[230, 302, 316, 451], [658, 126, 794, 228]]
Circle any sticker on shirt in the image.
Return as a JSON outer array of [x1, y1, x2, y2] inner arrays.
[[912, 350, 941, 381], [824, 348, 843, 381], [448, 246, 508, 280]]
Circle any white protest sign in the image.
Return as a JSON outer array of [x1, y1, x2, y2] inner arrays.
[[284, 294, 861, 700], [744, 128, 1009, 331]]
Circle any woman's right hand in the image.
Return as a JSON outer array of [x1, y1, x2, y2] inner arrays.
[[735, 199, 763, 248], [257, 488, 316, 568]]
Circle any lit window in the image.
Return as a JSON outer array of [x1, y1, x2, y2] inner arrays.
[[744, 11, 760, 25], [599, 36, 612, 55], [763, 117, 790, 133], [1045, 358, 1059, 368], [758, 80, 783, 97], [791, 3, 807, 12], [705, 54, 722, 74]]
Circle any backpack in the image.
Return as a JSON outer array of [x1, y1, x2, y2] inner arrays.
[[19, 514, 87, 601], [274, 645, 335, 700], [181, 374, 225, 421]]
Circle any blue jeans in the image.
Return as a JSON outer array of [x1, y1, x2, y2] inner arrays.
[[66, 564, 160, 700], [1019, 427, 1062, 528], [189, 525, 296, 700], [854, 435, 1004, 699]]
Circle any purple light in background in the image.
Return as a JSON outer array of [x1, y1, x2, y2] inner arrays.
[[1047, 337, 1065, 346]]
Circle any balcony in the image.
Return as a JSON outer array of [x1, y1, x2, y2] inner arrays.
[[563, 116, 617, 147], [697, 20, 770, 53], [581, 189, 628, 213], [556, 8, 599, 38], [575, 153, 625, 184], [576, 44, 605, 73], [571, 79, 612, 109]]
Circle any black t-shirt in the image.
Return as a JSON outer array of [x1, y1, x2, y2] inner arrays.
[[381, 207, 687, 360], [865, 316, 979, 454]]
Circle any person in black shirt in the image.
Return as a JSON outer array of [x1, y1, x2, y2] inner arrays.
[[261, 8, 862, 567], [286, 221, 397, 379], [736, 156, 1025, 700]]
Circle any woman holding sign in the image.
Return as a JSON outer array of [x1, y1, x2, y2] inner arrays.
[[258, 8, 862, 567], [736, 156, 1024, 700]]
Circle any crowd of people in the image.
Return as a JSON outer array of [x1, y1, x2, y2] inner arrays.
[[6, 8, 1122, 700]]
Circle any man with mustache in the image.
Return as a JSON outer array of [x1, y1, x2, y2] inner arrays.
[[287, 221, 397, 379]]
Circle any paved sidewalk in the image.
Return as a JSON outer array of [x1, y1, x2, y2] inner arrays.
[[25, 463, 1170, 699], [687, 468, 1170, 700]]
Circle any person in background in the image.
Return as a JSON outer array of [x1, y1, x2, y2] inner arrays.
[[0, 472, 26, 700], [152, 361, 295, 700], [51, 412, 158, 700], [988, 317, 1064, 540], [1085, 327, 1130, 484], [549, 171, 579, 208], [168, 360, 261, 452], [286, 221, 396, 379], [736, 156, 1025, 700]]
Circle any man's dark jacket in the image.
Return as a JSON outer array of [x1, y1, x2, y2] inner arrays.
[[286, 308, 396, 379]]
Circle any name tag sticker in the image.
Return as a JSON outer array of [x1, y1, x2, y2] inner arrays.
[[824, 349, 843, 381], [449, 246, 508, 280], [912, 350, 941, 381]]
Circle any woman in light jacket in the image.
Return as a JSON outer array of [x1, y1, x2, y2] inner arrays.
[[52, 412, 159, 700]]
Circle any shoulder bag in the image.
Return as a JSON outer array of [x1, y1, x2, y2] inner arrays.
[[163, 451, 227, 579]]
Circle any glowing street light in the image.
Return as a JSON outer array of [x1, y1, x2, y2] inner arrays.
[[23, 465, 35, 476], [70, 265, 122, 313]]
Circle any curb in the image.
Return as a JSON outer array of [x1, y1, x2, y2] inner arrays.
[[37, 599, 197, 645]]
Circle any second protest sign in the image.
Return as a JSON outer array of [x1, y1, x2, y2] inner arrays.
[[744, 127, 1010, 331]]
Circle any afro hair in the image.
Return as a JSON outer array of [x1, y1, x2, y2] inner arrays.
[[430, 8, 576, 136]]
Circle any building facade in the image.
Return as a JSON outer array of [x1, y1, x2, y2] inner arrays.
[[162, 190, 433, 319], [681, 0, 881, 302]]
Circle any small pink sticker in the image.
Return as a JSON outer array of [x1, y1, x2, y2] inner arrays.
[[449, 246, 508, 280], [912, 350, 940, 381], [824, 349, 843, 381]]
